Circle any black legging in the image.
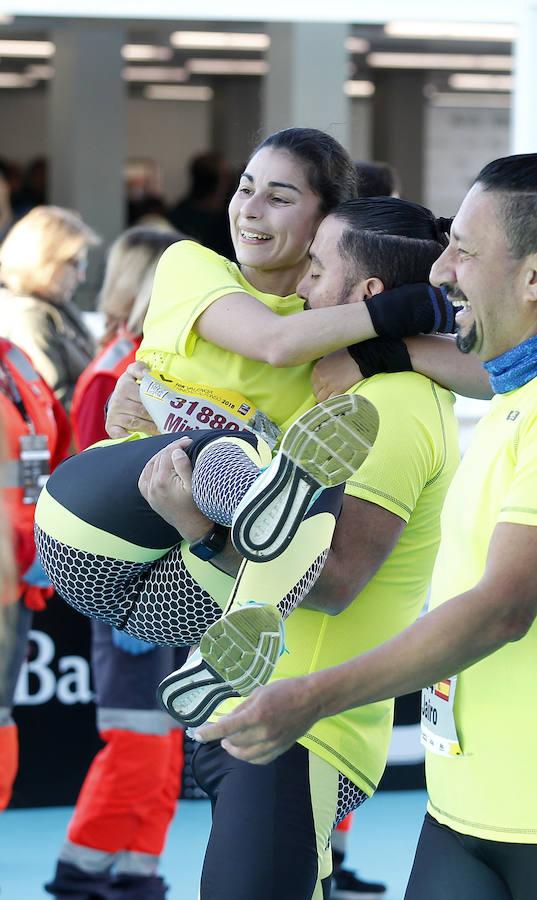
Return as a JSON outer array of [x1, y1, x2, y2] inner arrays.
[[192, 741, 366, 900], [405, 812, 537, 900]]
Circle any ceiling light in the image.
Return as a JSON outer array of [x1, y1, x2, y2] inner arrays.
[[449, 73, 513, 91], [122, 44, 172, 61], [0, 40, 54, 57], [144, 85, 213, 101], [25, 64, 54, 79], [0, 73, 36, 87], [429, 91, 511, 108], [367, 52, 512, 71], [124, 66, 187, 82], [344, 79, 375, 97], [171, 31, 269, 51], [186, 58, 268, 75], [345, 37, 370, 54], [385, 21, 517, 42]]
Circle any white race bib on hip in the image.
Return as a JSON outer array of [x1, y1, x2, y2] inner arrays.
[[420, 677, 463, 757]]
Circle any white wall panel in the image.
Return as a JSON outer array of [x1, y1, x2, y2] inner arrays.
[[424, 104, 510, 216]]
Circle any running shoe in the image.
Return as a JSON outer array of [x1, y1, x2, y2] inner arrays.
[[231, 393, 379, 561], [331, 867, 387, 899], [158, 603, 283, 728]]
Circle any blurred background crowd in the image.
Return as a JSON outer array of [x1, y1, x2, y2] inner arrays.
[[1, 3, 532, 897]]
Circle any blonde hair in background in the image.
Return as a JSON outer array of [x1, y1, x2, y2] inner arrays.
[[98, 225, 184, 345], [0, 205, 99, 299]]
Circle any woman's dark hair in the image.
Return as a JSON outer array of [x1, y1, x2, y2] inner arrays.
[[331, 197, 451, 292], [252, 128, 359, 213]]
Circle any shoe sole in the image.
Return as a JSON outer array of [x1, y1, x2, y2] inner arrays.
[[232, 394, 379, 561], [331, 891, 385, 900], [158, 656, 238, 729], [157, 605, 283, 728]]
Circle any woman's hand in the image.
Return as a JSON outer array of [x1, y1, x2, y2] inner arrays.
[[311, 349, 363, 401], [105, 361, 159, 439], [138, 437, 213, 540]]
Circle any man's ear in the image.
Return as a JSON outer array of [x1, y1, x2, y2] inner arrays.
[[524, 253, 537, 305], [363, 277, 385, 298]]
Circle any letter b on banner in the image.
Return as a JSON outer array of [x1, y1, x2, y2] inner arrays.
[[13, 629, 92, 706], [14, 630, 56, 704]]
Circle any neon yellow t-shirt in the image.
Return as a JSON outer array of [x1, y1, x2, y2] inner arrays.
[[139, 247, 461, 794], [137, 240, 315, 430], [426, 376, 537, 843], [214, 372, 459, 796]]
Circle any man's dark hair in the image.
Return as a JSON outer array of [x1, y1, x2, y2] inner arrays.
[[188, 152, 227, 201], [331, 197, 450, 295], [355, 160, 400, 198], [474, 154, 537, 258], [254, 128, 358, 213]]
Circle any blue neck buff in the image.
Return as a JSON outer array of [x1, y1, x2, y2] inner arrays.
[[483, 333, 537, 393]]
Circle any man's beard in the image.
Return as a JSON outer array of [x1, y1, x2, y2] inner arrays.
[[447, 283, 477, 354], [456, 320, 477, 354]]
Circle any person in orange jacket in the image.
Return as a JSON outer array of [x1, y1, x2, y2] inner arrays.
[[0, 423, 16, 602], [47, 225, 189, 900], [0, 336, 70, 811]]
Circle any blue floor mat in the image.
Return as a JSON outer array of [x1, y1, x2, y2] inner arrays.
[[0, 791, 427, 899]]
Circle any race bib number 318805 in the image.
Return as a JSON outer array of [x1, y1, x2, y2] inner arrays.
[[139, 373, 281, 449]]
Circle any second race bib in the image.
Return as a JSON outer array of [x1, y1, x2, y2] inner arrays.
[[420, 677, 463, 758]]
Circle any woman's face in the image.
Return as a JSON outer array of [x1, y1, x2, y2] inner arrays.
[[228, 147, 323, 289], [49, 250, 88, 303]]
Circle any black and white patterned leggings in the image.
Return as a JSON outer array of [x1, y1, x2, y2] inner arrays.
[[35, 430, 343, 646]]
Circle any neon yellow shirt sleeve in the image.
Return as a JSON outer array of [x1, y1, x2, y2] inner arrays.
[[142, 241, 251, 360]]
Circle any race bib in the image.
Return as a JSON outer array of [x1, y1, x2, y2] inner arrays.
[[420, 677, 463, 757], [139, 373, 281, 449]]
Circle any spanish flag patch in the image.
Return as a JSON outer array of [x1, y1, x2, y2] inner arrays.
[[434, 679, 451, 701]]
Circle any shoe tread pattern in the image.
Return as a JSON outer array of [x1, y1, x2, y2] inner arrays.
[[232, 394, 379, 560], [200, 605, 282, 695]]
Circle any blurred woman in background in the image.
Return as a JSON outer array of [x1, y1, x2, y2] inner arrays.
[[71, 225, 184, 450], [0, 206, 99, 410]]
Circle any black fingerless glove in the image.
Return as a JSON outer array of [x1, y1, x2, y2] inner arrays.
[[348, 337, 413, 378], [364, 284, 456, 339]]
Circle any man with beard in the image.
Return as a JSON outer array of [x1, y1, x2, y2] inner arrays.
[[130, 196, 459, 900], [197, 154, 537, 900]]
